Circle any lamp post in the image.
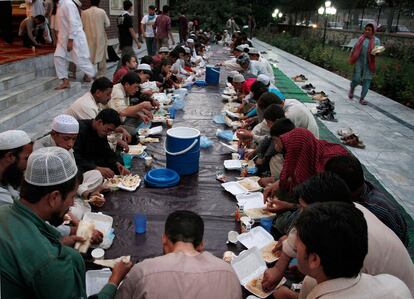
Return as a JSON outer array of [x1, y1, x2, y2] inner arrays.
[[318, 1, 337, 47], [272, 9, 282, 22], [376, 0, 385, 26]]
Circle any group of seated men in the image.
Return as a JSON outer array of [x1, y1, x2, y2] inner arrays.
[[0, 31, 413, 299]]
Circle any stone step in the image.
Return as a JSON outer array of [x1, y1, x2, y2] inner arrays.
[[0, 71, 36, 92], [0, 77, 60, 111], [0, 82, 82, 132], [17, 84, 90, 140]]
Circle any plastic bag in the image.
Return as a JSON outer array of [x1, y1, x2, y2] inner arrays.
[[216, 129, 234, 142], [200, 135, 213, 148], [213, 114, 226, 124], [172, 98, 185, 110]]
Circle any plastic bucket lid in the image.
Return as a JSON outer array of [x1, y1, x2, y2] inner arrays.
[[145, 168, 180, 185], [167, 127, 200, 139]]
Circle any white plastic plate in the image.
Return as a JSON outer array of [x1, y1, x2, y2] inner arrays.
[[118, 178, 141, 192], [236, 192, 265, 209], [221, 181, 248, 196]]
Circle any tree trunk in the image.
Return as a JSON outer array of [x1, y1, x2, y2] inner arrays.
[[386, 5, 395, 33]]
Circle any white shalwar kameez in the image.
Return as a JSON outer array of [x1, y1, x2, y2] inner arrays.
[[54, 0, 95, 80]]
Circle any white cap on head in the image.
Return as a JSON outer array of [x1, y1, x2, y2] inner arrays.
[[0, 130, 31, 151], [137, 63, 152, 71], [228, 70, 240, 79], [183, 47, 191, 54], [233, 74, 245, 83], [159, 47, 169, 53], [52, 114, 79, 134], [186, 38, 194, 44], [25, 147, 78, 186], [257, 74, 270, 85], [248, 47, 259, 55], [235, 45, 245, 52], [77, 170, 103, 196]]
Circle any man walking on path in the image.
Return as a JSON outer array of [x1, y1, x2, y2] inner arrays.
[[153, 5, 174, 53], [82, 0, 110, 78], [54, 0, 95, 90], [178, 13, 188, 44], [140, 5, 157, 56]]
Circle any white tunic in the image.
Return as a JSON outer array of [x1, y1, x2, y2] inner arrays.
[[54, 0, 91, 63], [0, 184, 19, 206], [66, 91, 101, 120]]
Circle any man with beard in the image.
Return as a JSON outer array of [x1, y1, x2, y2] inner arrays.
[[0, 147, 132, 298], [0, 130, 32, 205]]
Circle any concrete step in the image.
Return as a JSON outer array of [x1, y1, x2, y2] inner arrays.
[[17, 84, 90, 140], [0, 77, 59, 111], [0, 82, 82, 132], [0, 71, 36, 92]]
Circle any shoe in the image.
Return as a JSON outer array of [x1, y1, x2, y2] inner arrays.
[[359, 98, 368, 105], [348, 88, 354, 100], [302, 83, 315, 90], [312, 93, 329, 102]]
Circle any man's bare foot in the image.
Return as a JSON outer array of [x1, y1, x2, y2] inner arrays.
[[83, 75, 93, 82], [55, 79, 70, 90]]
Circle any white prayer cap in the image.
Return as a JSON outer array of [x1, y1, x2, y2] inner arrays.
[[248, 47, 259, 55], [233, 74, 245, 83], [187, 38, 194, 44], [52, 114, 79, 134], [183, 47, 191, 54], [235, 45, 245, 52], [257, 74, 270, 85], [159, 47, 169, 53], [77, 170, 103, 196], [72, 0, 82, 7], [0, 130, 31, 151], [25, 147, 78, 186], [228, 70, 240, 79], [137, 64, 152, 71]]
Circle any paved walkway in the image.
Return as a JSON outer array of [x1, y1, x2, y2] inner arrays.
[[253, 38, 414, 220]]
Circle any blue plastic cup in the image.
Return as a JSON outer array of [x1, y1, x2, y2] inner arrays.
[[260, 217, 273, 233], [134, 213, 147, 234], [168, 107, 176, 119], [122, 153, 132, 169]]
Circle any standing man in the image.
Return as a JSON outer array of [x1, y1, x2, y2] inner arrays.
[[81, 0, 110, 78], [0, 130, 32, 206], [247, 14, 256, 39], [140, 5, 157, 56], [178, 13, 188, 44], [117, 0, 141, 65], [54, 0, 95, 90], [153, 5, 174, 53], [226, 16, 239, 35]]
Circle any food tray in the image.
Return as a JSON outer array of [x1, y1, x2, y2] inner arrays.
[[221, 181, 249, 196], [224, 159, 242, 170], [237, 226, 274, 250]]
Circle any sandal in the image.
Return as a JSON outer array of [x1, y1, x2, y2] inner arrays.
[[302, 83, 315, 90], [337, 128, 355, 137], [312, 93, 329, 102], [342, 134, 365, 149], [359, 98, 368, 105]]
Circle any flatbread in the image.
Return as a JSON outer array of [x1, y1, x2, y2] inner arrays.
[[104, 175, 122, 189], [143, 137, 159, 143], [94, 256, 131, 268], [261, 241, 281, 263], [128, 145, 146, 155], [246, 276, 270, 298], [119, 175, 141, 188], [74, 220, 95, 253], [238, 178, 261, 192]]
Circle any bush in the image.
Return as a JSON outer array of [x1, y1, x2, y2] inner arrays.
[[256, 30, 414, 109]]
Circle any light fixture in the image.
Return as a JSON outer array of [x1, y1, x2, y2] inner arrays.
[[325, 1, 331, 8], [318, 6, 325, 15], [278, 12, 283, 18], [274, 9, 279, 15]]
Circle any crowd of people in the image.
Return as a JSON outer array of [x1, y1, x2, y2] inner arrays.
[[0, 1, 413, 299]]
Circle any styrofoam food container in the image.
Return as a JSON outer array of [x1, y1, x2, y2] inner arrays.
[[224, 159, 242, 170], [231, 247, 273, 298], [236, 192, 265, 209], [86, 269, 112, 297], [221, 181, 248, 196], [237, 226, 274, 250]]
